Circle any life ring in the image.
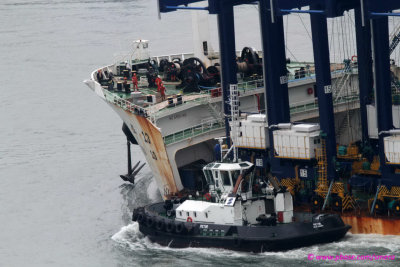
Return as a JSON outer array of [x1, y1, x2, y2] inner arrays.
[[204, 193, 211, 201], [187, 216, 193, 223], [351, 55, 358, 62], [307, 87, 314, 95]]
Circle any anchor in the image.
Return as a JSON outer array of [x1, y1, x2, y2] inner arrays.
[[120, 123, 146, 184]]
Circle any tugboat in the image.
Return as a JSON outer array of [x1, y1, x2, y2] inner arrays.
[[85, 0, 400, 245], [132, 75, 351, 251], [133, 159, 351, 252]]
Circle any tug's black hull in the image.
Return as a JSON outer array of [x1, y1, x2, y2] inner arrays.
[[133, 203, 351, 252]]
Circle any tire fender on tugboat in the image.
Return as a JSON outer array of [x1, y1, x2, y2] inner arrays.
[[146, 216, 155, 228], [132, 211, 139, 222], [166, 221, 175, 233], [175, 222, 186, 234], [156, 219, 165, 231], [137, 213, 145, 224]]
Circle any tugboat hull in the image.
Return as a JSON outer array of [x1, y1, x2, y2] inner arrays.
[[134, 203, 351, 252]]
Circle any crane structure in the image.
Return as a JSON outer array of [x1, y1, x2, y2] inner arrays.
[[158, 0, 400, 214]]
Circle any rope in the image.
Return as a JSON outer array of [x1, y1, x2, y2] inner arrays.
[[285, 46, 300, 62], [297, 13, 312, 42]]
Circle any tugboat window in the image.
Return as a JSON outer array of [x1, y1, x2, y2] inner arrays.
[[204, 169, 214, 185], [232, 170, 240, 186], [186, 212, 189, 217], [194, 212, 197, 217], [205, 212, 208, 218], [221, 171, 231, 186], [179, 211, 182, 216]]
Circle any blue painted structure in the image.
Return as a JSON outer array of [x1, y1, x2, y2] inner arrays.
[[354, 5, 373, 146], [259, 0, 293, 178], [372, 17, 393, 180], [309, 2, 337, 181], [158, 0, 400, 186]]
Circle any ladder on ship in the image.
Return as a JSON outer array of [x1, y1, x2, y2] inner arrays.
[[230, 84, 240, 162], [315, 139, 328, 194], [314, 139, 355, 212]]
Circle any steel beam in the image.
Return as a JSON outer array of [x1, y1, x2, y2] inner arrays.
[[216, 2, 238, 141], [354, 5, 373, 145], [310, 5, 337, 181], [371, 17, 393, 183], [259, 0, 292, 178]]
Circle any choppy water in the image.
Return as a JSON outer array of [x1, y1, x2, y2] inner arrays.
[[1, 0, 400, 266]]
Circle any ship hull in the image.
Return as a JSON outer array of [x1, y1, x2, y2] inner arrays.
[[342, 215, 400, 235], [134, 203, 351, 252]]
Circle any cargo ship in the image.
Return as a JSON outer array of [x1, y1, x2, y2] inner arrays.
[[84, 0, 400, 242]]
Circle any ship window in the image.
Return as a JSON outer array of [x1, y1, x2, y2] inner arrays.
[[179, 211, 182, 216], [205, 212, 208, 218], [186, 212, 189, 217], [231, 170, 240, 186], [204, 169, 214, 185], [239, 163, 249, 167], [221, 171, 231, 186], [194, 212, 197, 218]]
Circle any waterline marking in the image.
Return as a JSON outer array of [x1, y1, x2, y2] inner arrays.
[[307, 254, 396, 261]]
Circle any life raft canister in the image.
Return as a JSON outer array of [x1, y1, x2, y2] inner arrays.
[[187, 216, 193, 223]]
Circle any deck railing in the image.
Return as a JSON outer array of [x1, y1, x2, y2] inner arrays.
[[103, 89, 150, 119], [102, 68, 360, 145], [290, 93, 359, 115], [163, 118, 225, 145]]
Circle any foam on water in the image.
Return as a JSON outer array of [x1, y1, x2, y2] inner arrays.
[[111, 224, 400, 266]]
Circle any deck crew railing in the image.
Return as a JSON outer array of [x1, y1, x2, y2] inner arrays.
[[102, 69, 359, 144], [163, 118, 225, 145], [290, 93, 359, 115], [103, 89, 151, 120]]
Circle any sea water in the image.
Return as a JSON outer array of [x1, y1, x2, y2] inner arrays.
[[1, 0, 400, 266]]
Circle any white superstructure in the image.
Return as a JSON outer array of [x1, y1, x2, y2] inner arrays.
[[273, 123, 321, 159]]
